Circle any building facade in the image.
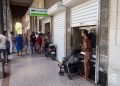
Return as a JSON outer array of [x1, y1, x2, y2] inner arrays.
[[27, 0, 120, 85], [30, 0, 44, 32], [43, 0, 109, 85]]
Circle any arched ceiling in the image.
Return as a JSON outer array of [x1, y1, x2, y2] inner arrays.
[[10, 0, 32, 18]]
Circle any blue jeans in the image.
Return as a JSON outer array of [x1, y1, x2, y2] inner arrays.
[[0, 49, 8, 63], [30, 43, 36, 54]]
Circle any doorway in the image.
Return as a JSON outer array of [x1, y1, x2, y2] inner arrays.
[[71, 25, 97, 81], [71, 27, 82, 50], [45, 22, 50, 34], [15, 22, 22, 34]]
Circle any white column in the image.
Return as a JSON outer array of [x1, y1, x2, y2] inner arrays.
[[108, 0, 120, 86], [41, 19, 45, 33], [37, 17, 39, 32]]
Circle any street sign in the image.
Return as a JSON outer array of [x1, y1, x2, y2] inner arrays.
[[30, 8, 48, 16]]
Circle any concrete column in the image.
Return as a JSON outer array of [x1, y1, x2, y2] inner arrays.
[[32, 16, 34, 32], [35, 16, 37, 32], [50, 16, 53, 43], [32, 17, 34, 32], [2, 0, 7, 31], [108, 0, 120, 85], [41, 19, 44, 33], [30, 16, 32, 32], [33, 16, 35, 31], [0, 0, 4, 33], [7, 0, 12, 33], [96, 0, 109, 85], [37, 17, 39, 32], [99, 0, 109, 73], [66, 8, 71, 55]]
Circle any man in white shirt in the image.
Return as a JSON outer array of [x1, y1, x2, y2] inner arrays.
[[0, 32, 7, 49], [9, 32, 15, 53], [0, 31, 7, 60]]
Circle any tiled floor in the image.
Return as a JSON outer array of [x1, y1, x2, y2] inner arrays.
[[0, 79, 2, 86], [1, 54, 95, 86], [0, 63, 3, 86]]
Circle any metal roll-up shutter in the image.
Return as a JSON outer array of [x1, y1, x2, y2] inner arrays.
[[53, 12, 66, 62], [71, 0, 98, 27]]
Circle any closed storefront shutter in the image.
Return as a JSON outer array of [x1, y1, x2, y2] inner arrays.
[[71, 0, 98, 27], [53, 11, 66, 62]]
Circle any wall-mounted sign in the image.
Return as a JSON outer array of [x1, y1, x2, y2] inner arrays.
[[30, 8, 48, 16]]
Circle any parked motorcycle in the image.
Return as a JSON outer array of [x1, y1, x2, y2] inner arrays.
[[46, 44, 56, 60]]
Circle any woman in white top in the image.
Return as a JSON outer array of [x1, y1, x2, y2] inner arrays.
[[9, 32, 15, 53], [0, 31, 7, 59], [0, 31, 7, 50]]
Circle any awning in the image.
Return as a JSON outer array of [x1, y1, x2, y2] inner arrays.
[[48, 1, 66, 15]]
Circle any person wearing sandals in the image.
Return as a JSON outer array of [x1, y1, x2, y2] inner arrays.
[[15, 34, 23, 56], [23, 34, 28, 55], [36, 33, 42, 54], [30, 32, 36, 54]]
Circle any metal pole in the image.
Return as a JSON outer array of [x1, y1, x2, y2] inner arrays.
[[95, 0, 101, 84]]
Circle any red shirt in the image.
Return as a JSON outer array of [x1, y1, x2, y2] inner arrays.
[[36, 36, 42, 45]]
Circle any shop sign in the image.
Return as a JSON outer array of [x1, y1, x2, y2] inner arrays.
[[30, 8, 48, 16]]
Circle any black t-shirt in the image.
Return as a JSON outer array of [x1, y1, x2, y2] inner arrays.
[[88, 33, 96, 48], [30, 35, 36, 45]]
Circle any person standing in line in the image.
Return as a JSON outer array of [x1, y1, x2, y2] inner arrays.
[[47, 32, 51, 43], [9, 32, 12, 54], [36, 33, 42, 54], [81, 29, 92, 80], [35, 32, 38, 38], [30, 32, 36, 54], [0, 31, 7, 59], [12, 32, 16, 53], [41, 34, 46, 53], [9, 32, 16, 54], [44, 34, 47, 52], [23, 34, 28, 55], [6, 37, 10, 55], [15, 34, 23, 56]]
